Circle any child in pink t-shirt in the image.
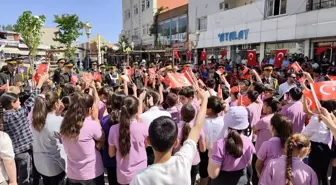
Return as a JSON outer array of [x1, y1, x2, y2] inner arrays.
[[108, 96, 148, 185], [174, 103, 206, 185], [256, 114, 293, 178]]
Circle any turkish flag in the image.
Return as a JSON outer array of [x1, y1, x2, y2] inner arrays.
[[274, 49, 287, 68], [216, 68, 225, 75], [33, 64, 48, 82], [82, 73, 94, 84], [121, 75, 131, 82], [247, 50, 257, 67], [126, 67, 135, 76], [174, 50, 180, 60], [94, 72, 102, 83], [200, 50, 207, 61], [186, 50, 191, 61], [183, 69, 194, 85], [242, 65, 249, 75], [221, 49, 227, 58], [328, 75, 336, 81], [289, 61, 302, 73], [312, 81, 336, 101], [167, 73, 192, 88], [158, 75, 165, 83], [148, 68, 156, 78], [315, 47, 330, 55], [70, 75, 79, 84], [238, 95, 250, 107], [231, 86, 240, 93], [303, 89, 317, 110]]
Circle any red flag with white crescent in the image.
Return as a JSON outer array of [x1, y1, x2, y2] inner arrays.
[[167, 73, 192, 88], [221, 49, 227, 58], [247, 50, 257, 67], [274, 49, 287, 68], [173, 50, 180, 60], [312, 81, 336, 101], [328, 75, 336, 81], [302, 89, 317, 110], [200, 50, 207, 61], [289, 61, 302, 73], [237, 95, 250, 107], [186, 50, 191, 61]]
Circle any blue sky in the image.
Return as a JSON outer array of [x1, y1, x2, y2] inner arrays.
[[0, 0, 122, 43]]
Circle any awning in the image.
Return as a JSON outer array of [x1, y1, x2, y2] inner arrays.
[[1, 47, 20, 54]]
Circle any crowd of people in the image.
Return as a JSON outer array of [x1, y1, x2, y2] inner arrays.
[[0, 55, 335, 185]]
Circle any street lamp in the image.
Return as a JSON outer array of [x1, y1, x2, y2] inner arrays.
[[193, 31, 200, 65], [84, 22, 92, 70]]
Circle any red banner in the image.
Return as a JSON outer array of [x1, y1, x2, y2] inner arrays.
[[200, 50, 207, 61], [247, 50, 257, 67], [274, 49, 287, 68]]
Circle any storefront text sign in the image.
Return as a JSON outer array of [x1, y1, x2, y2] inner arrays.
[[218, 29, 249, 42]]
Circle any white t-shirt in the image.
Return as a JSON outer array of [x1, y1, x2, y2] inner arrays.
[[302, 115, 331, 145], [139, 106, 171, 126], [0, 131, 15, 183], [203, 116, 226, 150], [130, 139, 196, 185], [278, 82, 297, 98]]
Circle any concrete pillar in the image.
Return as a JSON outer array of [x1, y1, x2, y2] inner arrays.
[[304, 39, 310, 58], [259, 42, 265, 65]]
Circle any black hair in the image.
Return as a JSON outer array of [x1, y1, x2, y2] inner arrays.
[[320, 100, 336, 114], [207, 96, 225, 114], [178, 86, 194, 98], [0, 93, 19, 110], [166, 93, 178, 108], [207, 79, 216, 89], [253, 82, 265, 94], [271, 114, 293, 148], [119, 96, 139, 158], [146, 90, 160, 107], [226, 129, 243, 158], [107, 91, 126, 126], [180, 104, 196, 145], [149, 116, 178, 153], [263, 97, 280, 113], [288, 87, 302, 101], [247, 90, 259, 103]]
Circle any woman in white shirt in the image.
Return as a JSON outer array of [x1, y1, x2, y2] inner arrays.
[[0, 129, 16, 185], [31, 92, 66, 185], [302, 100, 335, 185]]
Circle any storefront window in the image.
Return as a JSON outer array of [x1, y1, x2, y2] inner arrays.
[[313, 42, 336, 62], [231, 44, 260, 63], [265, 41, 304, 55], [178, 16, 187, 33]]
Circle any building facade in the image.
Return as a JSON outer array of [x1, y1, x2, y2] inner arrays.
[[122, 0, 188, 49], [189, 0, 336, 63]]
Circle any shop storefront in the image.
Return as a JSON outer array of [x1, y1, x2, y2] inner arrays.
[[312, 38, 336, 62]]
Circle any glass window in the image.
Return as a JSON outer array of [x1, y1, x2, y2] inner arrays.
[[134, 5, 138, 15], [197, 16, 207, 31], [178, 16, 187, 33], [146, 0, 150, 8], [142, 25, 146, 35], [267, 0, 287, 17], [171, 18, 178, 35], [142, 0, 145, 11]]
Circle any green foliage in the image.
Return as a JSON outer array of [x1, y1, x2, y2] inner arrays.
[[117, 35, 130, 53], [149, 6, 167, 47], [13, 11, 46, 56], [1, 25, 14, 31], [53, 14, 84, 59]]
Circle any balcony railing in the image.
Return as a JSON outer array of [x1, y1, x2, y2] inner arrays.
[[306, 0, 336, 11]]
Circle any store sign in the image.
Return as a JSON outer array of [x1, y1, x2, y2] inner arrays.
[[218, 29, 249, 42]]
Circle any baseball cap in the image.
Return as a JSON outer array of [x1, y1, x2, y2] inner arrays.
[[224, 106, 249, 130]]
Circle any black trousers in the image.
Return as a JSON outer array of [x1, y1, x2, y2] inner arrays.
[[251, 154, 258, 185], [210, 169, 248, 185], [106, 167, 119, 185], [191, 164, 199, 185], [40, 171, 66, 185], [67, 174, 105, 185], [309, 141, 331, 185]]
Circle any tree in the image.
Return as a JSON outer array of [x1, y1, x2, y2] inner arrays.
[[1, 25, 14, 31], [116, 34, 130, 53], [53, 14, 84, 59], [13, 11, 46, 70], [149, 6, 167, 47]]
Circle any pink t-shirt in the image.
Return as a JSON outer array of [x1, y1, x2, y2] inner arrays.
[[259, 156, 318, 185], [230, 99, 238, 107], [62, 117, 104, 180], [257, 137, 283, 174], [108, 120, 148, 184], [280, 101, 306, 133], [254, 114, 274, 153], [98, 100, 106, 120], [174, 121, 204, 165], [211, 135, 255, 171], [246, 102, 263, 127]]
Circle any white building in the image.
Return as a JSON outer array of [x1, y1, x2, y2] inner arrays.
[[189, 0, 336, 62], [122, 0, 156, 48]]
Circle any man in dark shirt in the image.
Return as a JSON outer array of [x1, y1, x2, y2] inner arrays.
[[0, 58, 17, 86], [52, 58, 65, 84], [60, 61, 73, 85]]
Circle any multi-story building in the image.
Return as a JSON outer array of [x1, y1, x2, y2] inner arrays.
[[122, 0, 188, 49], [189, 0, 336, 63]]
